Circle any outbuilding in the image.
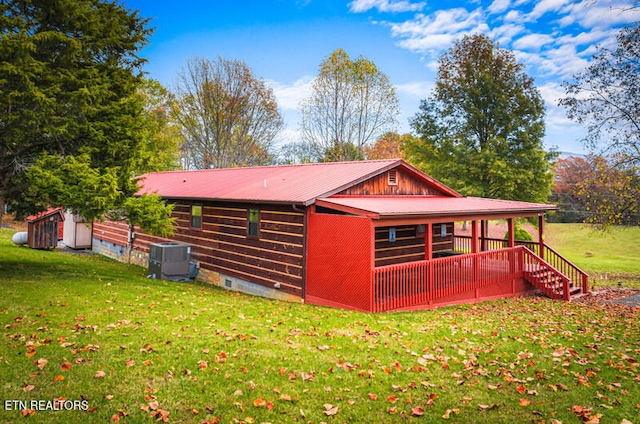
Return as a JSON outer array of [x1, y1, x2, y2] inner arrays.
[[92, 159, 588, 312], [26, 207, 64, 249]]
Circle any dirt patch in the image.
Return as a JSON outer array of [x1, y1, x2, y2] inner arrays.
[[1, 214, 28, 231], [574, 287, 640, 307]]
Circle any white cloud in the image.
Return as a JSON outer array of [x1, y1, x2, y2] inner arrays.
[[503, 9, 524, 23], [528, 0, 572, 20], [349, 0, 426, 13], [265, 76, 314, 111], [489, 23, 526, 45], [387, 8, 486, 53], [395, 80, 434, 99], [559, 0, 640, 29], [487, 0, 511, 14], [512, 33, 555, 50]]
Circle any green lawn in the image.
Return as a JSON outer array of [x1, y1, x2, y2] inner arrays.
[[0, 228, 639, 423], [545, 223, 640, 288]]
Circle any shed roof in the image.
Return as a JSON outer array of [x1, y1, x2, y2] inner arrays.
[[316, 196, 556, 220], [26, 207, 64, 223], [137, 159, 460, 205]]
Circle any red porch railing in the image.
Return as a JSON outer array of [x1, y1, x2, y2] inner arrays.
[[453, 236, 588, 295], [372, 248, 521, 312], [372, 246, 587, 312], [454, 235, 539, 254]]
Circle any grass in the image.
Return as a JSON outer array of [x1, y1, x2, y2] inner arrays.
[[545, 223, 640, 289], [0, 228, 639, 423]]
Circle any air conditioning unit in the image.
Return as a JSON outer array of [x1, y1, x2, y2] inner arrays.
[[148, 242, 191, 281]]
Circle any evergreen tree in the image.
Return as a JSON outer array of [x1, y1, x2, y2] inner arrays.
[[0, 0, 174, 234]]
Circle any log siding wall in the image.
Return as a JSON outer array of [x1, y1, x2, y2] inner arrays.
[[93, 201, 305, 297], [337, 169, 445, 196], [375, 223, 454, 267]]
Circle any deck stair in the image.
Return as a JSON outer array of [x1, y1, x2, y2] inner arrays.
[[524, 262, 583, 300]]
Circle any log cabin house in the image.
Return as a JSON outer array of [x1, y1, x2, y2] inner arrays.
[[92, 159, 588, 312]]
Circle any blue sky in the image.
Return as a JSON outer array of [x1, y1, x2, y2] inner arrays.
[[121, 0, 640, 154]]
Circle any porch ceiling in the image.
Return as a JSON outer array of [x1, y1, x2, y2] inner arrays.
[[315, 196, 557, 221]]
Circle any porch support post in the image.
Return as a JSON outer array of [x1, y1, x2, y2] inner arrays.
[[538, 214, 545, 261], [425, 223, 433, 260], [426, 223, 434, 304], [480, 219, 486, 251], [471, 220, 479, 253], [507, 218, 515, 248]]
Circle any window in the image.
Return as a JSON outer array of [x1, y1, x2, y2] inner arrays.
[[416, 224, 425, 238], [248, 209, 260, 237], [440, 223, 447, 237], [190, 205, 202, 229], [388, 227, 396, 242], [388, 169, 398, 186]]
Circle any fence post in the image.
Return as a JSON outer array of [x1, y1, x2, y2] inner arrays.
[[582, 273, 589, 295], [538, 215, 545, 261]]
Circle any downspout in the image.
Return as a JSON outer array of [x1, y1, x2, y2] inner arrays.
[[127, 224, 134, 264]]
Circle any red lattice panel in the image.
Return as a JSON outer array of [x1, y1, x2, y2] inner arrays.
[[306, 213, 373, 311]]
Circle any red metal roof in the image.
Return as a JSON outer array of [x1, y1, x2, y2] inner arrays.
[[316, 196, 557, 220], [136, 159, 459, 205], [26, 206, 65, 223]]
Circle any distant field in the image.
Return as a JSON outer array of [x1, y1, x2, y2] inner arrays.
[[545, 223, 640, 287]]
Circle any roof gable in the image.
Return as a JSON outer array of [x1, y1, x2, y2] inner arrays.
[[137, 159, 460, 205], [26, 207, 64, 223]]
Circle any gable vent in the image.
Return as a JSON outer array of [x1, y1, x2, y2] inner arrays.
[[388, 169, 398, 186]]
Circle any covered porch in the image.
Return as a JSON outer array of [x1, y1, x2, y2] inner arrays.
[[305, 196, 589, 312]]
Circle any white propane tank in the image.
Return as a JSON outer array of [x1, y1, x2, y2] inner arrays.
[[12, 231, 28, 245]]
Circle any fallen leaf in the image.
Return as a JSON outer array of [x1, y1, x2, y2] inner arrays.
[[21, 409, 35, 417], [411, 406, 425, 416], [253, 398, 266, 408], [519, 398, 531, 406], [53, 375, 65, 382], [35, 358, 48, 370], [61, 361, 71, 371], [368, 393, 378, 400], [150, 409, 170, 422], [323, 403, 339, 416], [95, 370, 106, 378], [126, 359, 135, 367]]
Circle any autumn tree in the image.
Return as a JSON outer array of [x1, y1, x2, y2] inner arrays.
[[171, 57, 283, 169], [550, 156, 594, 222], [0, 0, 174, 235], [406, 34, 555, 203], [559, 22, 640, 226], [560, 22, 640, 167], [137, 79, 182, 173], [278, 141, 317, 164], [300, 49, 399, 162], [366, 132, 414, 160], [571, 156, 638, 227]]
